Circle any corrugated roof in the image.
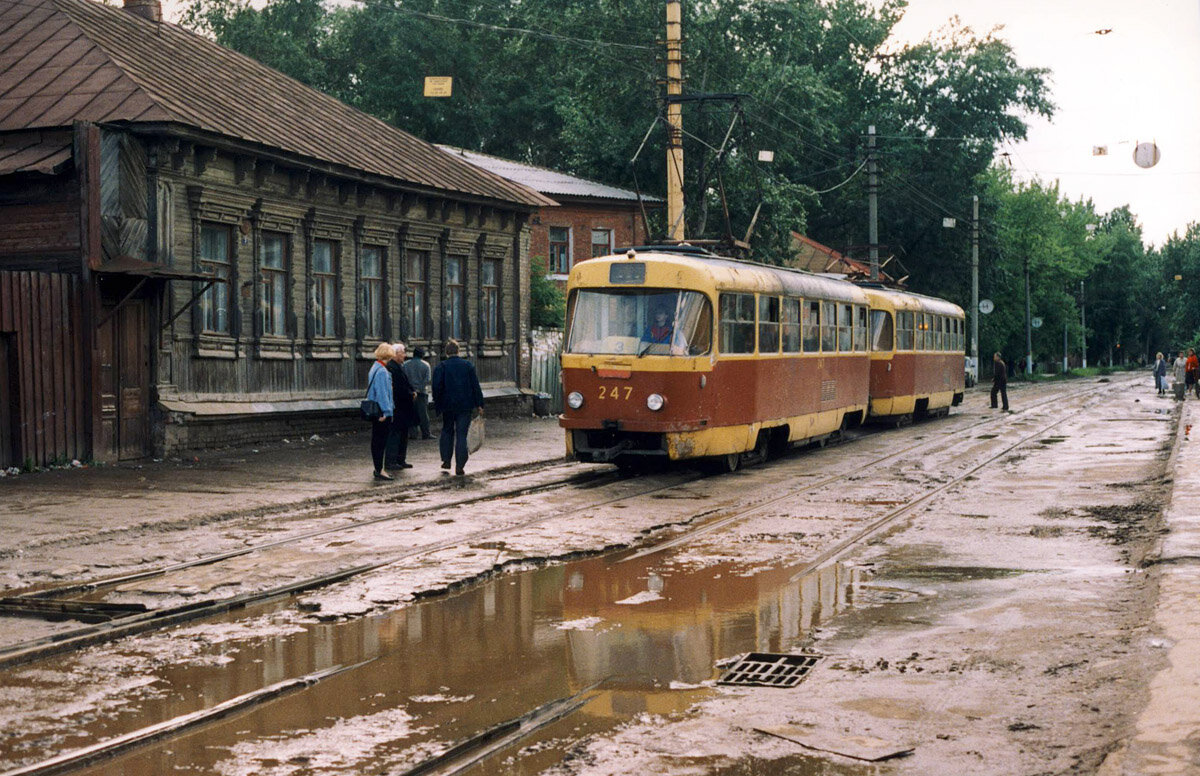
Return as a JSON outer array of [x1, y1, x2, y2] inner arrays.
[[0, 130, 71, 174], [0, 0, 554, 208], [438, 145, 661, 204]]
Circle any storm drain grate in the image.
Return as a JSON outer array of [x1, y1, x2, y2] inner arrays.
[[718, 652, 821, 688]]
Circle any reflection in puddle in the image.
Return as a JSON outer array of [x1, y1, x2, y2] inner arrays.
[[20, 554, 861, 775]]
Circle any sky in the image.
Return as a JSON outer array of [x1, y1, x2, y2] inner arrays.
[[890, 0, 1200, 247], [159, 0, 1200, 247]]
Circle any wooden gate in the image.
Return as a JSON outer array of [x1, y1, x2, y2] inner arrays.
[[530, 327, 564, 414], [0, 334, 14, 469], [97, 298, 150, 460]]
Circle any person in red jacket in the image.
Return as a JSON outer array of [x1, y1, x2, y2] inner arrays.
[[1188, 348, 1200, 398]]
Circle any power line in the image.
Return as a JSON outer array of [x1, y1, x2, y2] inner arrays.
[[386, 6, 657, 51]]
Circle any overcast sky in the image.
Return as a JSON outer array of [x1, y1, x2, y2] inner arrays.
[[160, 0, 1199, 247], [891, 0, 1200, 247]]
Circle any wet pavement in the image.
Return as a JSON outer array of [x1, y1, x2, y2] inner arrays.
[[5, 378, 1200, 775]]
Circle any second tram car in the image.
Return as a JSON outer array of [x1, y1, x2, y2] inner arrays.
[[861, 286, 966, 424], [559, 247, 874, 471]]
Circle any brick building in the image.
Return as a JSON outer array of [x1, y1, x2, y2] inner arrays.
[[438, 147, 661, 282]]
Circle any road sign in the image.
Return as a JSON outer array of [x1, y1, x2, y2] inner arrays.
[[1031, 317, 1043, 329], [979, 299, 994, 314]]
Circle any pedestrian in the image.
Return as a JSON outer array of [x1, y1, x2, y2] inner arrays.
[[990, 351, 1009, 411], [366, 342, 395, 480], [1173, 350, 1188, 401], [403, 347, 433, 440], [432, 339, 484, 476], [1188, 348, 1200, 399], [1153, 351, 1168, 396], [385, 342, 417, 471]]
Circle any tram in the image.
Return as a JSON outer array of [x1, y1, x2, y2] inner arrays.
[[559, 246, 873, 472], [860, 285, 966, 424]]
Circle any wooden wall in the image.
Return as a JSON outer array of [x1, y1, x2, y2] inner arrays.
[[0, 271, 87, 467]]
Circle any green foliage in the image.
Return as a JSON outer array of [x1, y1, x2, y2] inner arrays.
[[530, 257, 565, 329]]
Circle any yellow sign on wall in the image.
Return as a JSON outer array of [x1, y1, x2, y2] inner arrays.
[[424, 77, 453, 97]]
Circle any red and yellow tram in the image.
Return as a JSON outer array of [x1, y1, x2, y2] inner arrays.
[[861, 286, 966, 424], [559, 247, 878, 471]]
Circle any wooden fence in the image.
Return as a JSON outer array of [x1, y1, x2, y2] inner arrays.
[[530, 327, 563, 414]]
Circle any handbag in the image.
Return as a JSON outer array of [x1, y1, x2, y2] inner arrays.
[[360, 369, 383, 421], [467, 415, 485, 454]]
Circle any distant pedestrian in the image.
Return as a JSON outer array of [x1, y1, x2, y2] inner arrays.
[[385, 342, 417, 471], [366, 343, 395, 480], [990, 352, 1009, 411], [1173, 350, 1188, 400], [1153, 352, 1168, 396], [403, 347, 433, 440], [1188, 348, 1200, 398], [432, 339, 484, 476]]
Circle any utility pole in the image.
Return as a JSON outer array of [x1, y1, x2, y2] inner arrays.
[[665, 1, 685, 242], [1024, 256, 1033, 375], [1063, 318, 1069, 373], [971, 195, 979, 362], [867, 125, 879, 281], [1080, 280, 1087, 368]]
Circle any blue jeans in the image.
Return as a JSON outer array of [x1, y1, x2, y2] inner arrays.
[[439, 410, 474, 470]]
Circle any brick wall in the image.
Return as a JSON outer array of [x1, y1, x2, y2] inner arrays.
[[529, 202, 648, 275]]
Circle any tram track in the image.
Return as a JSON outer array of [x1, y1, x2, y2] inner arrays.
[[0, 378, 1154, 776], [0, 378, 1125, 673]]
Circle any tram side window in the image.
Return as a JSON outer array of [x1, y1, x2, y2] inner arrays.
[[719, 293, 756, 354], [942, 317, 950, 350], [933, 316, 942, 350], [855, 306, 868, 351], [781, 298, 801, 353], [803, 300, 821, 352], [837, 303, 853, 352], [870, 309, 894, 351], [914, 313, 925, 350], [758, 296, 780, 353], [897, 311, 914, 350], [821, 301, 837, 352], [956, 318, 964, 350]]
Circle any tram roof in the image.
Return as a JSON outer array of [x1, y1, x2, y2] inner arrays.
[[856, 284, 965, 317], [580, 248, 870, 304]]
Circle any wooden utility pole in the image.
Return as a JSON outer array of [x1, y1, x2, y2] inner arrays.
[[971, 195, 979, 361], [867, 125, 879, 281], [665, 1, 685, 241]]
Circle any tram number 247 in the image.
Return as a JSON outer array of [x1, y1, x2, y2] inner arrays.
[[598, 385, 633, 401]]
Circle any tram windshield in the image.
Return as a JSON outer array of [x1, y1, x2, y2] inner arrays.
[[565, 289, 713, 356]]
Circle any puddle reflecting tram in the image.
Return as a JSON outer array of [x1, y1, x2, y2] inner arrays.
[[860, 286, 966, 425], [559, 247, 872, 472]]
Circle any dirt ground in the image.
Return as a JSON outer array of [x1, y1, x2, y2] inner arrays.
[[3, 377, 1199, 775]]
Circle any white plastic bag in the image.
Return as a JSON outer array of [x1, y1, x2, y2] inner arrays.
[[467, 416, 485, 454]]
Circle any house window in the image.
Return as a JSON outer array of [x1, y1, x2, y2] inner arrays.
[[447, 255, 465, 340], [361, 245, 385, 340], [199, 223, 232, 334], [482, 259, 499, 339], [549, 227, 570, 274], [406, 251, 428, 339], [259, 232, 287, 337], [311, 239, 337, 338], [591, 228, 612, 258]]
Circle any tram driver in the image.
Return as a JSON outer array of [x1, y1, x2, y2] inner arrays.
[[643, 307, 675, 344]]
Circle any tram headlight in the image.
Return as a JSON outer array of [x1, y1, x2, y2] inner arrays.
[[566, 391, 584, 410], [646, 393, 665, 411]]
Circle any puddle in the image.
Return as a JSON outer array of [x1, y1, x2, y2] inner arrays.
[[10, 554, 862, 775], [885, 565, 1031, 581]]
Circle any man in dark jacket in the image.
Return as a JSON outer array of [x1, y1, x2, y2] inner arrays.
[[990, 351, 1009, 411], [386, 342, 417, 470], [432, 339, 484, 475]]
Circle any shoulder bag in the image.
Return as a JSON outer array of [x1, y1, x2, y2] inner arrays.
[[360, 368, 383, 421]]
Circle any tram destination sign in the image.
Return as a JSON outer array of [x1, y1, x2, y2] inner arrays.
[[610, 263, 646, 284]]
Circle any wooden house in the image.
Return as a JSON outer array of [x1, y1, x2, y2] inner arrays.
[[0, 0, 553, 466]]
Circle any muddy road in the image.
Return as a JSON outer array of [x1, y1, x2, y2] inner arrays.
[[0, 376, 1181, 775]]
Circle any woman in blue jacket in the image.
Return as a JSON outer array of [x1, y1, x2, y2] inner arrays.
[[367, 342, 396, 479]]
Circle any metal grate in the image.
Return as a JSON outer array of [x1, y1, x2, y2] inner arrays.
[[718, 652, 821, 688]]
